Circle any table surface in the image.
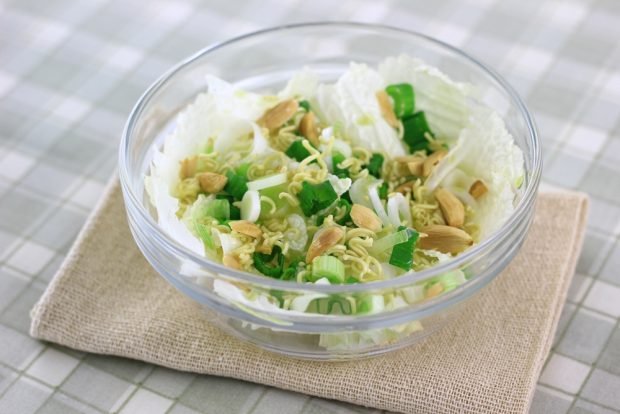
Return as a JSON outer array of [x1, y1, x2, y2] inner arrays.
[[1, 0, 619, 413]]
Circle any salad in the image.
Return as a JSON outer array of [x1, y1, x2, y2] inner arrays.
[[145, 55, 524, 347]]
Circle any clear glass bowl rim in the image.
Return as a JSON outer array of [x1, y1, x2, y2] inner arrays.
[[118, 21, 542, 295]]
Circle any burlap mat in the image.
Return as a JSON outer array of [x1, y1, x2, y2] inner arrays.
[[30, 179, 588, 414]]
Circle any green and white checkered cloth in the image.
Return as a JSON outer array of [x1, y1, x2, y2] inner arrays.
[[0, 0, 619, 413]]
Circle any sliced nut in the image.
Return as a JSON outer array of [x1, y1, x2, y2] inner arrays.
[[407, 160, 424, 176], [395, 180, 415, 194], [306, 227, 344, 263], [423, 150, 448, 177], [197, 172, 228, 193], [393, 162, 411, 177], [258, 99, 298, 131], [392, 155, 425, 177], [376, 90, 399, 128], [418, 225, 473, 254], [425, 282, 444, 299], [350, 204, 383, 232], [298, 112, 320, 147], [229, 220, 262, 238], [469, 180, 488, 199], [435, 188, 465, 227], [223, 254, 242, 270], [394, 155, 419, 163]]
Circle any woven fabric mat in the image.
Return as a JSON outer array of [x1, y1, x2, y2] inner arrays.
[[30, 180, 588, 414]]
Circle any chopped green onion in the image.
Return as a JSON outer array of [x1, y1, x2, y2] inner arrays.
[[370, 228, 411, 255], [357, 294, 385, 314], [378, 182, 388, 199], [282, 262, 301, 281], [236, 163, 251, 178], [326, 297, 352, 314], [298, 100, 311, 112], [247, 172, 288, 191], [315, 197, 351, 226], [203, 198, 230, 222], [240, 190, 261, 222], [311, 256, 345, 284], [298, 180, 339, 217], [402, 111, 433, 153], [335, 198, 351, 225], [253, 246, 284, 278], [389, 226, 419, 270], [345, 276, 360, 284], [332, 152, 350, 178], [340, 190, 352, 203], [285, 140, 312, 162], [216, 194, 240, 220], [367, 153, 384, 178], [224, 170, 248, 200], [385, 83, 415, 118]]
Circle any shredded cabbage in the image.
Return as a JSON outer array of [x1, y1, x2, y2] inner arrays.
[[379, 54, 473, 142], [313, 63, 407, 156], [426, 107, 524, 239]]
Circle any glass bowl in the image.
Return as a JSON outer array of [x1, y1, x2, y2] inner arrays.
[[119, 22, 541, 360]]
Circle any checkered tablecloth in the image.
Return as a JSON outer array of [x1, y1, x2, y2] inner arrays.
[[0, 0, 619, 413]]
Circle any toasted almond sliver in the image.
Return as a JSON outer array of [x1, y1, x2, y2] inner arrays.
[[469, 180, 488, 199], [223, 254, 242, 270], [407, 160, 424, 176], [423, 150, 448, 177], [350, 204, 383, 232], [418, 225, 473, 254], [306, 227, 344, 263], [435, 188, 465, 228], [258, 99, 299, 131], [197, 172, 228, 193], [394, 155, 424, 163], [299, 112, 320, 148], [393, 162, 411, 177], [229, 220, 262, 238], [376, 90, 399, 128]]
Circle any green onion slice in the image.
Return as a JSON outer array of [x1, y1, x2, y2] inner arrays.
[[378, 182, 388, 200], [298, 180, 339, 217], [253, 246, 284, 278], [357, 294, 385, 314], [216, 194, 240, 220], [240, 190, 261, 222], [236, 163, 251, 178], [367, 153, 384, 178], [385, 83, 415, 118], [285, 140, 312, 162], [402, 111, 434, 153], [389, 226, 419, 270], [332, 152, 350, 179], [247, 172, 288, 192], [224, 170, 248, 200], [298, 100, 311, 112], [311, 256, 345, 284], [370, 228, 411, 255]]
